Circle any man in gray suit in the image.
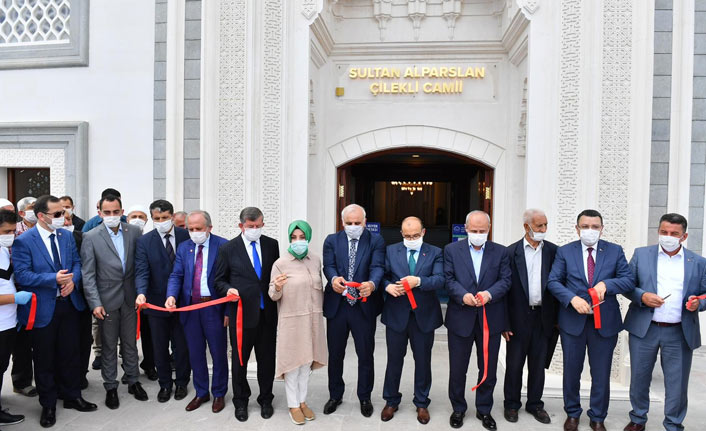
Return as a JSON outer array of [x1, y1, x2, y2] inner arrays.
[[81, 194, 148, 409], [623, 213, 706, 431]]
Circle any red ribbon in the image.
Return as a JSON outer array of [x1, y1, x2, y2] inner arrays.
[[24, 293, 37, 331], [471, 293, 489, 392], [401, 279, 417, 310], [688, 294, 706, 308], [136, 294, 243, 366], [344, 282, 367, 303], [588, 288, 601, 329]]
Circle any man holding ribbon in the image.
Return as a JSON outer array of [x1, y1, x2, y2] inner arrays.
[[214, 206, 279, 422], [622, 213, 706, 431], [380, 216, 444, 425], [547, 209, 634, 431], [444, 210, 511, 430]]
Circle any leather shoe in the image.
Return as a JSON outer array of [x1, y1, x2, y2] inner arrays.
[[564, 416, 579, 431], [590, 420, 607, 431], [417, 407, 430, 425], [0, 409, 25, 425], [40, 407, 56, 428], [381, 404, 398, 422], [105, 389, 119, 410], [504, 408, 518, 423], [80, 376, 89, 390], [128, 382, 148, 401], [157, 387, 172, 403], [261, 403, 274, 419], [185, 395, 209, 411], [528, 408, 551, 424], [323, 399, 342, 415], [212, 396, 224, 413], [92, 356, 102, 370], [144, 367, 158, 381], [476, 412, 497, 430], [360, 399, 373, 417], [450, 411, 465, 429], [234, 405, 248, 422], [623, 422, 645, 431], [174, 385, 188, 401], [63, 397, 98, 412]]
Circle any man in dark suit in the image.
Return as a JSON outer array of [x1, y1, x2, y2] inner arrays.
[[444, 210, 511, 430], [623, 213, 706, 431], [167, 210, 229, 414], [135, 199, 191, 402], [60, 195, 85, 232], [547, 209, 634, 431], [502, 209, 558, 425], [321, 204, 385, 418], [380, 216, 444, 425], [12, 195, 97, 428], [214, 206, 279, 422]]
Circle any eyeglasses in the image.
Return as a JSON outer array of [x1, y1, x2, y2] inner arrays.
[[43, 211, 64, 218], [402, 233, 423, 240]]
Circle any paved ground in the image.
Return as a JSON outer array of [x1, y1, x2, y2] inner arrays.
[[2, 323, 705, 431]]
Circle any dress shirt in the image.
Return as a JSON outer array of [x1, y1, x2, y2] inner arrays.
[[0, 247, 17, 331], [524, 237, 543, 306], [467, 237, 485, 281], [105, 223, 126, 272], [406, 248, 420, 264], [161, 228, 176, 251], [241, 234, 261, 268], [37, 224, 61, 264], [581, 242, 596, 285], [194, 235, 211, 296], [653, 245, 685, 324]]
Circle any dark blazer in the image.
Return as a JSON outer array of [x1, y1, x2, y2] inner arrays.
[[13, 227, 86, 328], [624, 245, 706, 350], [443, 239, 511, 337], [214, 234, 279, 329], [135, 227, 189, 317], [381, 242, 444, 333], [322, 229, 386, 320], [167, 233, 229, 324], [547, 239, 634, 337], [72, 215, 86, 232]]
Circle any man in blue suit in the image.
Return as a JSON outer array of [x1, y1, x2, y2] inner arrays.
[[135, 199, 191, 403], [13, 195, 97, 428], [444, 210, 511, 430], [322, 204, 385, 417], [380, 216, 444, 425], [166, 210, 229, 414], [547, 209, 634, 431], [622, 213, 706, 431]]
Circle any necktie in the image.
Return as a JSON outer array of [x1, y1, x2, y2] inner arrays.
[[49, 233, 62, 296], [165, 233, 175, 263], [251, 241, 264, 309], [408, 249, 417, 275], [347, 239, 359, 306], [587, 247, 595, 287], [192, 245, 204, 302]]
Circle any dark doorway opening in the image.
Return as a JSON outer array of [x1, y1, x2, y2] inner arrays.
[[7, 168, 50, 204]]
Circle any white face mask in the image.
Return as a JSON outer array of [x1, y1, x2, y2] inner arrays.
[[0, 234, 14, 248], [190, 231, 208, 245], [579, 228, 601, 247], [49, 216, 65, 231], [403, 237, 423, 251], [23, 210, 37, 224], [63, 207, 73, 217], [468, 232, 488, 247], [243, 227, 262, 242], [103, 215, 121, 228], [64, 225, 75, 233], [129, 218, 146, 230], [659, 235, 682, 253], [344, 224, 364, 240], [529, 228, 546, 242], [154, 220, 173, 234]]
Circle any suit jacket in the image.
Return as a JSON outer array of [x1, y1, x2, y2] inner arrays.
[[13, 227, 86, 328], [547, 239, 634, 337], [135, 227, 189, 317], [72, 215, 86, 232], [624, 245, 706, 350], [81, 222, 141, 311], [322, 229, 386, 320], [214, 234, 279, 329], [381, 242, 444, 333], [443, 239, 511, 337]]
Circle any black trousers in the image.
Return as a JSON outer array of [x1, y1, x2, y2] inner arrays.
[[0, 327, 16, 409], [78, 308, 93, 377], [11, 326, 33, 389], [148, 314, 190, 390], [140, 314, 155, 371], [230, 311, 276, 407], [31, 298, 81, 408]]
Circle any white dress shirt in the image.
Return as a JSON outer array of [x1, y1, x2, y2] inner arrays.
[[194, 235, 211, 296], [653, 245, 685, 324], [0, 247, 17, 331], [467, 237, 485, 280], [581, 242, 597, 285], [242, 234, 261, 268], [37, 224, 61, 263], [524, 238, 543, 306], [161, 228, 176, 251]]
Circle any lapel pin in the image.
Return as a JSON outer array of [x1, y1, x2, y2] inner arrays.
[[190, 249, 193, 253]]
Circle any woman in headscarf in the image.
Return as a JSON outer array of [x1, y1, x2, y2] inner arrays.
[[269, 220, 327, 425]]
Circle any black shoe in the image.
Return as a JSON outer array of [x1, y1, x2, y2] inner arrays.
[[234, 405, 248, 422], [121, 374, 128, 385], [64, 397, 98, 412], [157, 388, 172, 403], [0, 409, 25, 425], [105, 389, 119, 410], [450, 411, 465, 429], [128, 382, 148, 401], [174, 385, 188, 401], [504, 408, 518, 423], [260, 403, 274, 419], [476, 412, 497, 430], [528, 408, 551, 424], [360, 400, 374, 417], [40, 407, 56, 428], [92, 356, 102, 370], [144, 368, 158, 381], [323, 398, 342, 415], [80, 376, 89, 390]]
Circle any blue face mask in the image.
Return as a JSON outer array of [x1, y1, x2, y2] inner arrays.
[[290, 240, 308, 256]]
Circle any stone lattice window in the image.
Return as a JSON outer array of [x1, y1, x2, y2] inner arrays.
[[0, 0, 71, 45]]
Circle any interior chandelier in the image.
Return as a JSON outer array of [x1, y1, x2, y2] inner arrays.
[[390, 181, 433, 195]]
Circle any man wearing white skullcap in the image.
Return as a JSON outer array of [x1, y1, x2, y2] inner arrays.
[[0, 199, 13, 211], [127, 205, 150, 232]]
